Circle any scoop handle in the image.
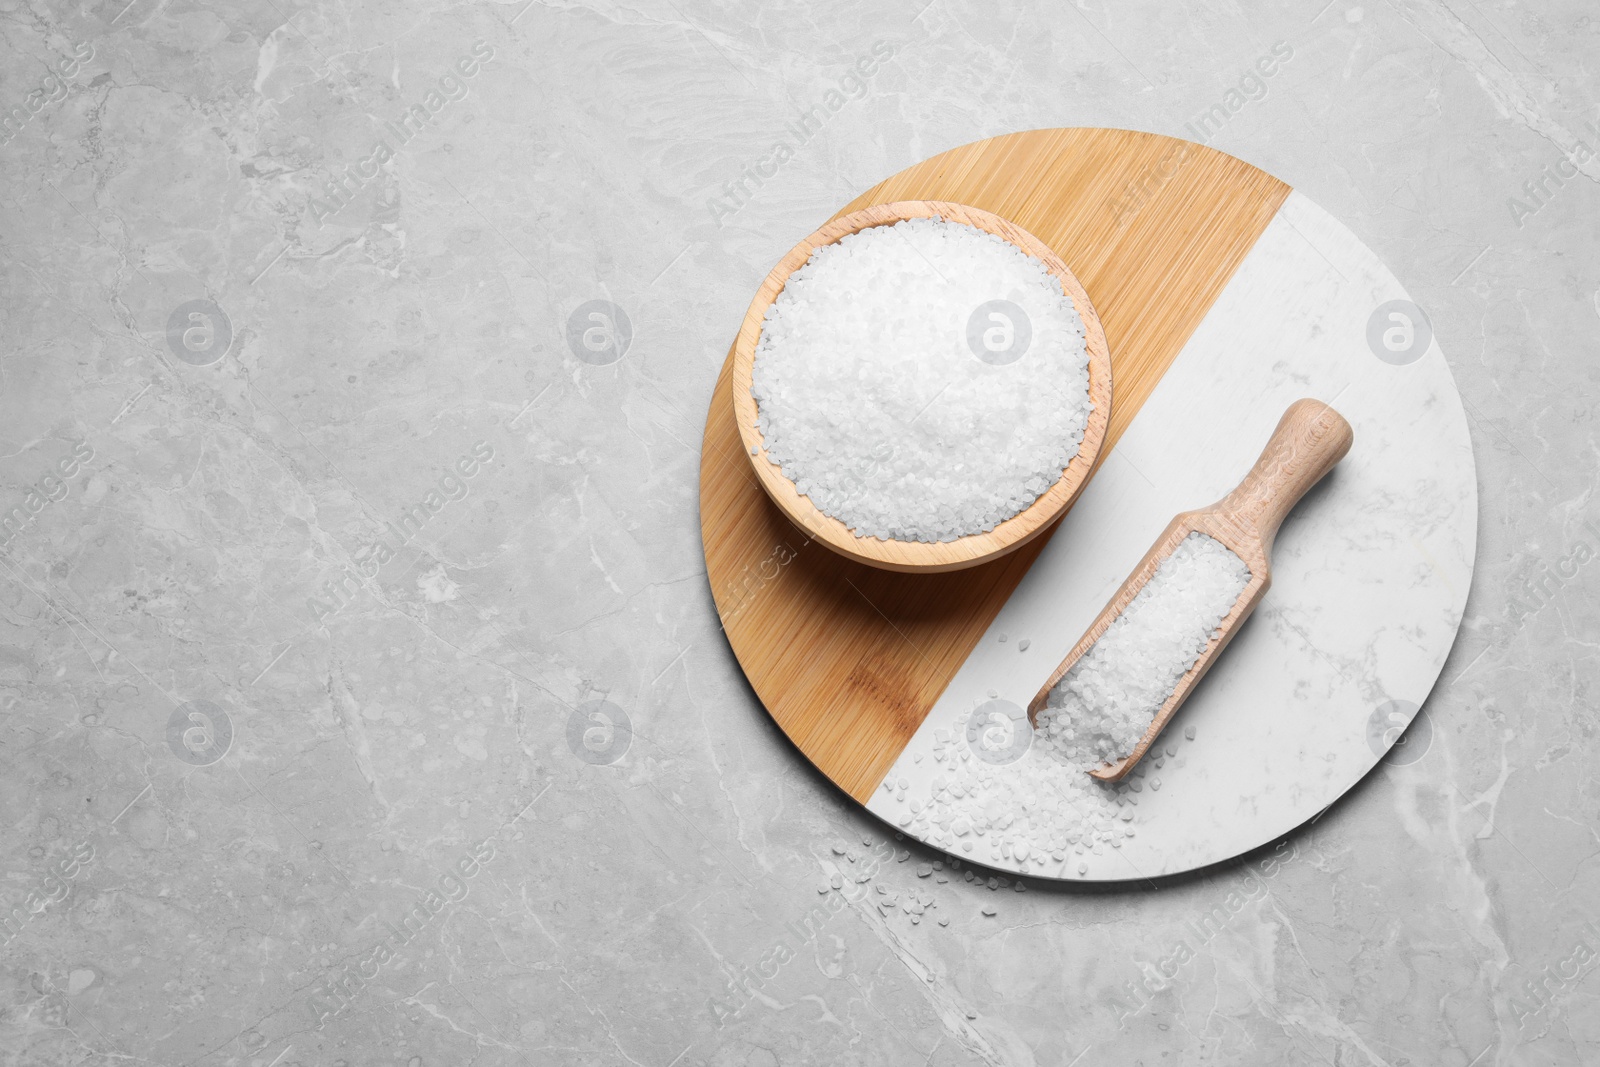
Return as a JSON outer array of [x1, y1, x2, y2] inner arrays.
[[1217, 399, 1353, 552]]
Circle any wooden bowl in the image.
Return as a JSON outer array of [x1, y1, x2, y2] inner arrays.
[[729, 200, 1113, 573]]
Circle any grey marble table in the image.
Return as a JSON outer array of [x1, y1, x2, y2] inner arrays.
[[1, 1, 1596, 1065]]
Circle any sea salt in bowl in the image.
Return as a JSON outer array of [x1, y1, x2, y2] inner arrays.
[[731, 200, 1112, 573]]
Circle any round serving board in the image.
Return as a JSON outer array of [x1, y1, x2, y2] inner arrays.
[[698, 128, 1476, 882]]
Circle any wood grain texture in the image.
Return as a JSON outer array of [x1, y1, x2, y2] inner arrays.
[[1027, 400, 1354, 783], [730, 200, 1114, 573], [700, 128, 1291, 802]]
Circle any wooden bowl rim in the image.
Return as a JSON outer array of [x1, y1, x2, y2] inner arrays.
[[729, 199, 1114, 573]]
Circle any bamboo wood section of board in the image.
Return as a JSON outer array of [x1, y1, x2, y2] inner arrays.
[[700, 128, 1291, 802]]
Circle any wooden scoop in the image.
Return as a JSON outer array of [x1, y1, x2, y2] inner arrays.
[[1027, 398, 1354, 782]]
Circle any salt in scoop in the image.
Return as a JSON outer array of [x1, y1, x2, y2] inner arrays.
[[1027, 399, 1355, 782]]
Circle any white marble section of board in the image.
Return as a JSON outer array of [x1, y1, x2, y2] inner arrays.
[[865, 190, 1478, 881]]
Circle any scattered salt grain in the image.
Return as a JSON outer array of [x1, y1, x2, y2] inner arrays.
[[1018, 639, 1030, 652], [1185, 725, 1196, 740], [894, 536, 1244, 881], [750, 217, 1093, 542]]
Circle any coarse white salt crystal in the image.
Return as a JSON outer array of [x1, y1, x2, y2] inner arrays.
[[894, 534, 1247, 881], [750, 216, 1093, 542], [1039, 532, 1250, 766]]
